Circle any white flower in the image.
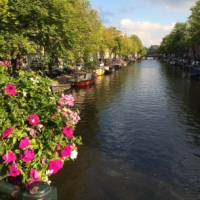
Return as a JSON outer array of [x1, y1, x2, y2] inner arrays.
[[43, 176, 50, 184], [46, 170, 54, 176], [30, 78, 39, 84], [38, 124, 44, 129], [70, 150, 78, 160], [47, 180, 52, 185], [23, 91, 27, 97]]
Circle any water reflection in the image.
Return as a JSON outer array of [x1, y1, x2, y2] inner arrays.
[[52, 60, 200, 200]]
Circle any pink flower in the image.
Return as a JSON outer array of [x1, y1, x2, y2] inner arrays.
[[0, 60, 11, 67], [62, 127, 73, 139], [2, 151, 16, 164], [28, 114, 40, 126], [19, 137, 30, 149], [20, 148, 35, 163], [4, 84, 17, 96], [42, 157, 46, 164], [30, 168, 40, 182], [59, 94, 75, 107], [48, 159, 63, 175], [1, 128, 13, 138], [9, 164, 20, 177], [27, 128, 37, 137], [61, 145, 71, 158], [63, 112, 68, 117], [70, 112, 81, 124], [54, 144, 61, 152]]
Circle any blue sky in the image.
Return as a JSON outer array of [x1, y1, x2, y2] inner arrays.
[[90, 0, 196, 46]]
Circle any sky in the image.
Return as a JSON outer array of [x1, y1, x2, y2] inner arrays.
[[90, 0, 197, 47]]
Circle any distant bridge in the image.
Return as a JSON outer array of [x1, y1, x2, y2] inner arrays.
[[143, 54, 160, 60]]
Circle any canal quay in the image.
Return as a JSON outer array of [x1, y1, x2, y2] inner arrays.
[[52, 60, 200, 200]]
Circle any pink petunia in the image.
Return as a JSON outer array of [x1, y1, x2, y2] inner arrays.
[[1, 128, 13, 138], [41, 157, 46, 165], [4, 84, 17, 96], [28, 114, 40, 126], [0, 60, 11, 67], [54, 144, 61, 152], [20, 148, 35, 163], [70, 112, 81, 124], [58, 94, 75, 107], [27, 128, 37, 137], [61, 145, 71, 158], [62, 127, 73, 139], [19, 136, 30, 149], [9, 164, 21, 177], [2, 151, 16, 164], [48, 159, 63, 175], [30, 168, 40, 182]]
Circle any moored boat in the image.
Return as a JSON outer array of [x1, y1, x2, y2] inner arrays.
[[112, 64, 122, 70], [104, 66, 113, 75], [95, 67, 105, 76], [122, 61, 128, 67], [72, 72, 95, 88]]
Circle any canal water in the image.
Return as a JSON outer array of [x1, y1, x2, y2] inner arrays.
[[53, 60, 200, 200]]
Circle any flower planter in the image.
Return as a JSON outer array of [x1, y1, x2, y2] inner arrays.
[[0, 67, 82, 199], [0, 181, 57, 200]]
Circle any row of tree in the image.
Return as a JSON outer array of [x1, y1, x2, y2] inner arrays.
[[160, 0, 200, 59], [0, 0, 144, 71]]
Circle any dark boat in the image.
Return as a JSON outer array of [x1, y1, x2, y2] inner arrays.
[[72, 72, 95, 88], [112, 64, 122, 70], [104, 66, 113, 75]]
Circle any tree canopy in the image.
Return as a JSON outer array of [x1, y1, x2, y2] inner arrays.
[[0, 0, 144, 71], [188, 0, 200, 45], [160, 23, 188, 56], [160, 0, 200, 58]]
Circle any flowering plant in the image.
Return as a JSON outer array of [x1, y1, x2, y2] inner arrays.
[[0, 65, 82, 186]]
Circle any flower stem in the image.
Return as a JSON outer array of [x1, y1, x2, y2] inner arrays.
[[0, 174, 8, 181]]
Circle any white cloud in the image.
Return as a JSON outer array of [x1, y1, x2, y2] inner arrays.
[[147, 0, 196, 11], [119, 18, 175, 47]]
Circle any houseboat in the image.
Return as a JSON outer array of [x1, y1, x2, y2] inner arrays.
[[72, 72, 95, 88]]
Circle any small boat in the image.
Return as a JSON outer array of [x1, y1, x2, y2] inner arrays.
[[122, 61, 128, 67], [95, 67, 105, 76], [112, 64, 122, 70], [104, 66, 113, 75], [72, 72, 95, 88]]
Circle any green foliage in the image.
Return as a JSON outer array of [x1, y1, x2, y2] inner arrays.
[[188, 0, 200, 45], [100, 27, 144, 58], [160, 23, 189, 56], [130, 34, 144, 54], [0, 33, 36, 59], [160, 1, 200, 57]]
